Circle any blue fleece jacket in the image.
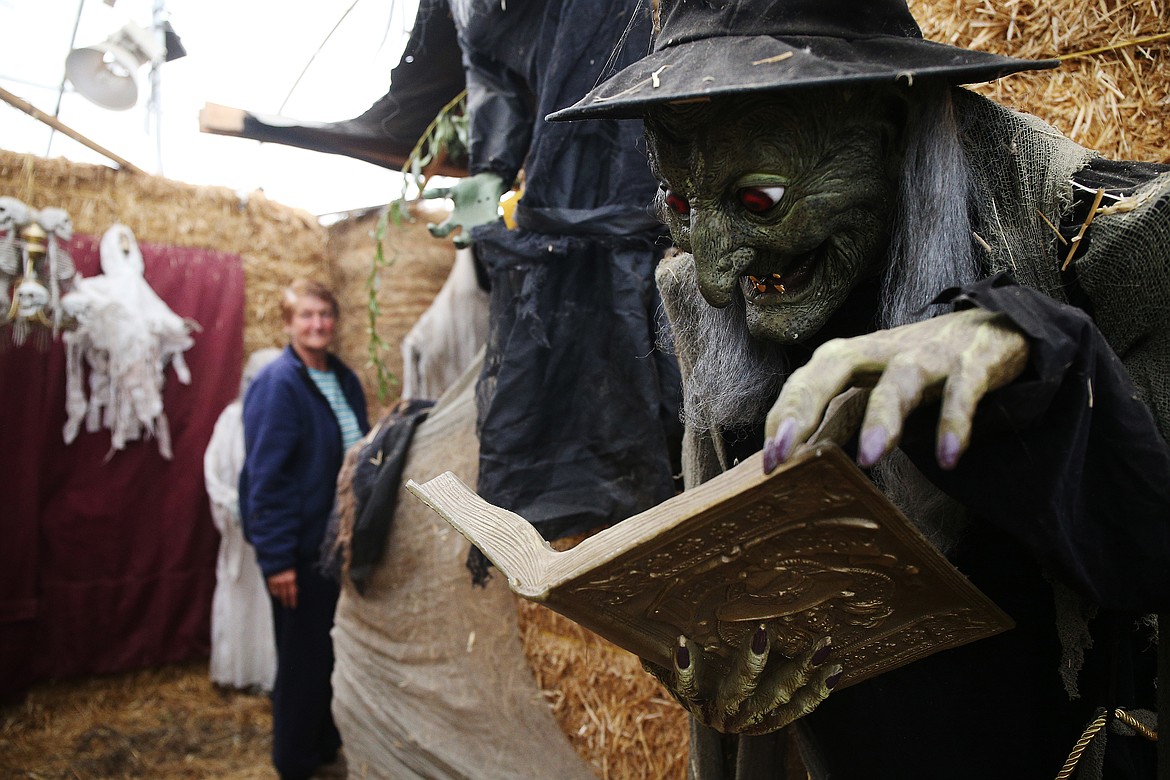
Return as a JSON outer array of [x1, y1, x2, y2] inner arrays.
[[239, 346, 369, 577]]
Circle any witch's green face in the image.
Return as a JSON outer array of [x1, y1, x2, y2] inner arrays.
[[646, 90, 901, 344]]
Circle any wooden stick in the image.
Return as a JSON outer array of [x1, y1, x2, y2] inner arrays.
[[1061, 187, 1105, 271], [0, 85, 145, 175], [1056, 31, 1170, 62]]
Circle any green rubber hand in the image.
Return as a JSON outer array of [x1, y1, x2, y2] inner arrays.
[[424, 172, 510, 248], [643, 629, 841, 735]]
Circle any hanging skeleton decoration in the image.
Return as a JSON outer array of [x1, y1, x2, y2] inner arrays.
[[0, 196, 77, 346], [35, 206, 76, 333], [0, 197, 32, 286], [61, 223, 196, 459]]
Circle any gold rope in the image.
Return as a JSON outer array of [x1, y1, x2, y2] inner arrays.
[[1056, 710, 1109, 780], [1113, 708, 1158, 742], [1055, 708, 1159, 779]]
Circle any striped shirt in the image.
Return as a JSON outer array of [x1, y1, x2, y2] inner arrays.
[[307, 366, 364, 450]]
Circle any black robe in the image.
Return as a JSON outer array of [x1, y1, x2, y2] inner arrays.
[[447, 0, 682, 577]]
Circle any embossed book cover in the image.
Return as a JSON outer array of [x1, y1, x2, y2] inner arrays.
[[406, 443, 1013, 690]]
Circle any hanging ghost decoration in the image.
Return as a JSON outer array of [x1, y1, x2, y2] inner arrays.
[[61, 224, 196, 459]]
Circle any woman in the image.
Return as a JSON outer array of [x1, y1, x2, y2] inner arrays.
[[240, 279, 369, 780]]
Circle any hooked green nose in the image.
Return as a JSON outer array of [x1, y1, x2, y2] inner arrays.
[[695, 247, 755, 308]]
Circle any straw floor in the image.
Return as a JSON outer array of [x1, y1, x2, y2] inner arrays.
[[0, 661, 273, 779]]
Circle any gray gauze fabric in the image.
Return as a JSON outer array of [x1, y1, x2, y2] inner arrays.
[[1074, 170, 1170, 441], [958, 88, 1170, 440]]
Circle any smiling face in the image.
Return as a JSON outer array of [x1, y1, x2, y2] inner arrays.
[[284, 293, 337, 367], [646, 90, 902, 344]]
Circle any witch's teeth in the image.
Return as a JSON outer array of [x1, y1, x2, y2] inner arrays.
[[744, 271, 788, 296]]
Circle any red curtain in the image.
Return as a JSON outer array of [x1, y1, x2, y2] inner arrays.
[[0, 234, 245, 700]]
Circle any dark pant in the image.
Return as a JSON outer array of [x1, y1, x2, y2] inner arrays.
[[270, 563, 341, 780]]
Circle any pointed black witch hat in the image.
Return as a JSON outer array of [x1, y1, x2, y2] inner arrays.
[[549, 0, 1057, 121]]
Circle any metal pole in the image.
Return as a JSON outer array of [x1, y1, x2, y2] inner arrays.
[[151, 0, 166, 174], [47, 0, 87, 157]]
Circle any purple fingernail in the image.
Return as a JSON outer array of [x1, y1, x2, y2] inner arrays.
[[676, 642, 691, 670], [825, 670, 843, 690], [937, 431, 961, 470], [857, 426, 888, 468], [751, 626, 768, 654], [762, 437, 781, 473], [811, 643, 832, 667], [773, 418, 797, 464]]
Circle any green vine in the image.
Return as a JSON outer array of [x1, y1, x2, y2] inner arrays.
[[366, 89, 469, 403]]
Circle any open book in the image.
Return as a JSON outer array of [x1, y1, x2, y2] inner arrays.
[[406, 443, 1013, 689]]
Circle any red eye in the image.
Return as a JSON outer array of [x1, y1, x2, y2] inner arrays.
[[738, 185, 786, 213], [665, 192, 690, 216]]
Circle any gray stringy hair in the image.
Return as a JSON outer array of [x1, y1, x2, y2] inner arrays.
[[658, 261, 791, 435], [872, 85, 977, 550], [881, 84, 981, 329]]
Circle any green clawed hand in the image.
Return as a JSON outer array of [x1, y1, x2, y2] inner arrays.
[[643, 629, 841, 735], [763, 308, 1031, 473], [423, 172, 510, 248]]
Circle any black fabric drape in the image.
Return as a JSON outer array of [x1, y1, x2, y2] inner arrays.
[[448, 0, 682, 582], [907, 275, 1170, 612], [473, 226, 682, 543], [332, 400, 435, 594]]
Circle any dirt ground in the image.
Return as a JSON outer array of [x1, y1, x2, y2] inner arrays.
[[0, 660, 275, 779]]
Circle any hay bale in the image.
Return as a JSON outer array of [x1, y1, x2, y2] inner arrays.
[[517, 600, 689, 780], [0, 151, 458, 415], [911, 0, 1168, 162]]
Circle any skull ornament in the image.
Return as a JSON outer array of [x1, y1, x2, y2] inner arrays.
[[0, 196, 31, 233], [0, 196, 31, 276], [15, 276, 49, 318], [37, 207, 74, 241]]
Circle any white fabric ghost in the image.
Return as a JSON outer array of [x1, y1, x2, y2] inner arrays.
[[203, 348, 280, 692], [61, 224, 195, 458]]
